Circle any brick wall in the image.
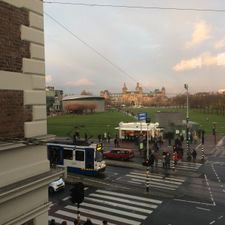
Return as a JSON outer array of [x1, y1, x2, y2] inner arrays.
[[0, 1, 30, 72], [0, 90, 32, 138]]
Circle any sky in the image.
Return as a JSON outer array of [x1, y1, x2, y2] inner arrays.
[[44, 0, 225, 96]]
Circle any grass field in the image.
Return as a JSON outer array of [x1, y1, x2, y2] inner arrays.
[[47, 108, 225, 138], [127, 107, 225, 135], [47, 111, 136, 139]]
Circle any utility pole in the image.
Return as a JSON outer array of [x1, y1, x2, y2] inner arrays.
[[184, 84, 191, 161]]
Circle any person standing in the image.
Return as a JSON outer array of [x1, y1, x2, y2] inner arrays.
[[102, 220, 108, 225]]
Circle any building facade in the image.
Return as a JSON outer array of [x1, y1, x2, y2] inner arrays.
[[62, 95, 105, 113], [46, 86, 64, 114], [100, 82, 167, 107], [0, 1, 63, 225]]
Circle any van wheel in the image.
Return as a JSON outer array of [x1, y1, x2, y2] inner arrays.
[[49, 187, 54, 193]]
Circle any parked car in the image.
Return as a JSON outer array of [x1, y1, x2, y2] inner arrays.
[[103, 148, 134, 161], [49, 178, 65, 193]]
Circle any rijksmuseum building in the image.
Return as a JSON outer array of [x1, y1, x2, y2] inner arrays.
[[100, 82, 167, 106]]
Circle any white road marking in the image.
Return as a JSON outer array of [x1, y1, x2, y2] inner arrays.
[[209, 220, 215, 224], [174, 198, 215, 206], [128, 180, 142, 185], [85, 197, 153, 214], [62, 187, 88, 201], [96, 189, 162, 204], [49, 202, 55, 208], [218, 215, 223, 220], [196, 206, 211, 211], [65, 206, 142, 225], [129, 172, 185, 182], [127, 174, 183, 185], [49, 216, 74, 225], [204, 174, 216, 206], [89, 193, 159, 209], [62, 196, 70, 201], [131, 178, 178, 190], [81, 202, 147, 220], [54, 210, 116, 225]]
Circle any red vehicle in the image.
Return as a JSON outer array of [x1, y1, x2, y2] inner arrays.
[[103, 148, 134, 161]]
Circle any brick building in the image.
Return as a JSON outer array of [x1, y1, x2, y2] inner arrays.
[[0, 1, 63, 225], [100, 82, 167, 107]]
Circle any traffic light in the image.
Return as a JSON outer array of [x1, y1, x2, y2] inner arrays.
[[70, 182, 84, 205]]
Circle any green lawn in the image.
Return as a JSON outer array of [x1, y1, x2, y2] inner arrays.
[[47, 108, 225, 138], [47, 111, 136, 139], [127, 107, 225, 135]]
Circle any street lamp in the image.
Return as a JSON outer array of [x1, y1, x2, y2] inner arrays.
[[145, 118, 150, 192], [184, 84, 191, 161]]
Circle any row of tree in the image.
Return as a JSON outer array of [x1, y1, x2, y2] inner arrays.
[[171, 94, 225, 115], [64, 103, 97, 114]]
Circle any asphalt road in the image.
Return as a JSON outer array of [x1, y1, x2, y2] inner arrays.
[[49, 139, 225, 225]]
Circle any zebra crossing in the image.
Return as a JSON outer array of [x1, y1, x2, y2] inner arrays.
[[210, 146, 225, 158], [125, 171, 185, 191], [49, 189, 162, 225], [155, 159, 202, 171]]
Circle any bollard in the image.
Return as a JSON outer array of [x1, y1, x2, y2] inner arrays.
[[146, 167, 150, 192], [201, 144, 205, 161]]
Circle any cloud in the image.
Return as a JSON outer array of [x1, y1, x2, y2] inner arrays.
[[217, 52, 225, 66], [173, 57, 202, 71], [186, 21, 211, 48], [65, 78, 94, 87], [173, 52, 225, 72], [45, 75, 53, 83], [215, 38, 225, 49]]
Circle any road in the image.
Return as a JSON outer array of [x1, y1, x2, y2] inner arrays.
[[49, 140, 225, 225]]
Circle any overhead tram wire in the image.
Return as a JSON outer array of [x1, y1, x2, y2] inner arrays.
[[44, 12, 138, 83], [43, 2, 225, 13]]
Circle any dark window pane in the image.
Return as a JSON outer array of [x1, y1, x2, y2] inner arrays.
[[64, 149, 73, 160], [76, 150, 84, 161]]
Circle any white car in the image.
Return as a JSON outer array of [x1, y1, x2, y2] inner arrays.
[[49, 178, 65, 193]]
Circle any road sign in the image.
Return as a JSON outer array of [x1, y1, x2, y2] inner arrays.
[[138, 112, 147, 121]]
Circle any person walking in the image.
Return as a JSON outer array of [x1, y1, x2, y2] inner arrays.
[[73, 219, 80, 225], [192, 149, 197, 162], [83, 218, 93, 225], [61, 221, 67, 225], [165, 152, 171, 169], [49, 219, 56, 225]]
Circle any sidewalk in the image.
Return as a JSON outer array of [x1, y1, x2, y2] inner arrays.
[[102, 134, 225, 170]]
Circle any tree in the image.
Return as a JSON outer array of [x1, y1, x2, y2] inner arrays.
[[80, 90, 93, 96]]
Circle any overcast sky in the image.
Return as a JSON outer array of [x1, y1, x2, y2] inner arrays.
[[44, 0, 225, 96]]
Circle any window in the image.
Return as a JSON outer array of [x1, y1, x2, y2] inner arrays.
[[96, 150, 103, 162], [64, 149, 73, 160], [75, 150, 84, 161]]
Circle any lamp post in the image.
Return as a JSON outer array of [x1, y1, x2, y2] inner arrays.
[[145, 118, 150, 192], [184, 84, 191, 161]]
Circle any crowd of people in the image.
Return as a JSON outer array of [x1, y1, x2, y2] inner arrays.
[[49, 218, 108, 225], [142, 134, 198, 170]]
